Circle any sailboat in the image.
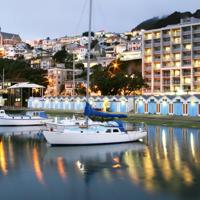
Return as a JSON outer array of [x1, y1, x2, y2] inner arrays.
[[43, 0, 147, 145]]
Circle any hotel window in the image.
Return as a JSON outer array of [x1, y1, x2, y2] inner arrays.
[[174, 53, 181, 60], [164, 46, 170, 51], [184, 44, 192, 50], [145, 33, 152, 40], [174, 62, 181, 67], [154, 32, 160, 38]]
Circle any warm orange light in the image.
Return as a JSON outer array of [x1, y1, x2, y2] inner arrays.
[[0, 141, 7, 175], [57, 157, 67, 180], [32, 146, 44, 184]]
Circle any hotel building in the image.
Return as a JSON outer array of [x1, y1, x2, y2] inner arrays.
[[142, 17, 200, 95]]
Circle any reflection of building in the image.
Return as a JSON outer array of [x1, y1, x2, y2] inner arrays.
[[142, 17, 200, 95]]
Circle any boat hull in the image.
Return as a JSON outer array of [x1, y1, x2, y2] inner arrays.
[[0, 118, 51, 126], [43, 130, 147, 146]]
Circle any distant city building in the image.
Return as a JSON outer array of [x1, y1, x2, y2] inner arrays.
[[45, 66, 82, 96], [0, 31, 21, 46], [142, 17, 200, 95]]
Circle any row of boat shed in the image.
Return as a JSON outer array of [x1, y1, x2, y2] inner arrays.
[[28, 95, 200, 117]]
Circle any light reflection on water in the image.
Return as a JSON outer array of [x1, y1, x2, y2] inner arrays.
[[0, 125, 199, 200]]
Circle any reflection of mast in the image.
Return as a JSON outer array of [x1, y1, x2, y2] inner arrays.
[[32, 146, 44, 184], [0, 140, 7, 175], [57, 157, 67, 181]]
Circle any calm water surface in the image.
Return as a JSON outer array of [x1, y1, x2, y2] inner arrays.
[[0, 123, 199, 200]]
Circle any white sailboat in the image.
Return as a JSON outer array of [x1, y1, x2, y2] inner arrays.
[[43, 0, 147, 145], [0, 110, 52, 126]]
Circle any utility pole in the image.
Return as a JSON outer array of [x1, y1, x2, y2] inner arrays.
[[72, 53, 75, 96], [2, 68, 4, 90]]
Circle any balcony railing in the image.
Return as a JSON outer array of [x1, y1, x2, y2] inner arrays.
[[193, 46, 200, 50], [163, 34, 170, 38], [182, 31, 191, 35], [163, 41, 170, 46], [194, 72, 200, 76], [193, 37, 200, 42], [182, 55, 191, 60], [182, 38, 191, 43], [193, 29, 200, 34], [193, 54, 200, 59]]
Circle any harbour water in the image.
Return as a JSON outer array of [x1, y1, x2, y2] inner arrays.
[[0, 123, 199, 200]]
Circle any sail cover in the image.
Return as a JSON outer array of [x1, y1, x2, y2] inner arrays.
[[84, 102, 127, 118]]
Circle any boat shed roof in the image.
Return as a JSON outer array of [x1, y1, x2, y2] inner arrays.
[[8, 82, 45, 89]]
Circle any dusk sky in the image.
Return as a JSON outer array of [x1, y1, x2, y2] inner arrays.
[[0, 0, 199, 40]]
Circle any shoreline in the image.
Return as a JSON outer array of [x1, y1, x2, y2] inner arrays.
[[3, 107, 200, 129]]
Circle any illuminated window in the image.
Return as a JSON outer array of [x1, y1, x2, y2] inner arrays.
[[164, 46, 170, 51], [185, 44, 192, 50], [174, 53, 181, 59], [184, 78, 191, 84], [174, 70, 180, 76], [175, 62, 181, 67], [145, 56, 152, 63], [145, 48, 151, 54], [155, 63, 161, 69], [145, 33, 152, 40], [174, 37, 181, 43], [154, 32, 160, 38]]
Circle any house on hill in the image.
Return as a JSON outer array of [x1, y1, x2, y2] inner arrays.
[[0, 30, 22, 46]]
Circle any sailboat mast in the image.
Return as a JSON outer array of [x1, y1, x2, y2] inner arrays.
[[86, 0, 93, 102]]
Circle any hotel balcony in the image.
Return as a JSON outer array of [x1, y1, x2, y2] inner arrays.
[[154, 81, 160, 86], [163, 81, 170, 85], [153, 43, 161, 47], [182, 38, 192, 43], [154, 74, 160, 78], [193, 54, 200, 59], [144, 43, 152, 48], [173, 81, 180, 85], [193, 46, 200, 51], [193, 80, 200, 84], [182, 30, 191, 35], [182, 55, 191, 60], [193, 37, 200, 42], [193, 29, 200, 34], [162, 57, 171, 62], [172, 48, 181, 53], [145, 74, 152, 78], [193, 71, 200, 76], [163, 34, 170, 38], [182, 73, 191, 77], [163, 75, 170, 79], [182, 47, 192, 52], [172, 32, 181, 37], [153, 58, 161, 62], [144, 66, 152, 71], [163, 41, 171, 46]]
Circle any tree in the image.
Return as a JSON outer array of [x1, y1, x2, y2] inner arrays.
[[90, 61, 146, 95], [82, 31, 95, 37], [0, 58, 47, 86], [53, 48, 68, 63], [53, 48, 76, 69]]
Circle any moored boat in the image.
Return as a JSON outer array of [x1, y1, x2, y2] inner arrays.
[[43, 123, 147, 146], [0, 110, 52, 126]]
